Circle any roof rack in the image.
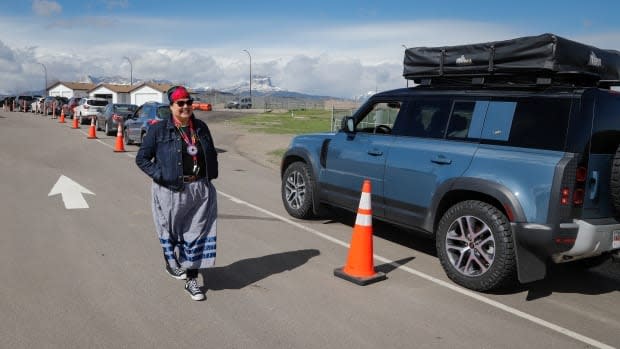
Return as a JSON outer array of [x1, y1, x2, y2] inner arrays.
[[403, 34, 620, 88]]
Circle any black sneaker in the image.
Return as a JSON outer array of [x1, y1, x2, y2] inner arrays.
[[185, 278, 205, 301], [165, 265, 187, 280]]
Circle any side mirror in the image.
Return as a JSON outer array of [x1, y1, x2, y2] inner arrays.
[[342, 116, 355, 133]]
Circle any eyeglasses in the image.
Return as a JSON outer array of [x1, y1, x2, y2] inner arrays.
[[175, 100, 193, 107]]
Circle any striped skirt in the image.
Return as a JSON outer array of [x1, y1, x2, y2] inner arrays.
[[151, 179, 217, 270]]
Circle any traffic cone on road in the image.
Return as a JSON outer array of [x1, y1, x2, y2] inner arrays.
[[59, 109, 65, 123], [87, 116, 97, 139], [334, 179, 386, 285], [113, 122, 125, 152], [71, 114, 79, 129]]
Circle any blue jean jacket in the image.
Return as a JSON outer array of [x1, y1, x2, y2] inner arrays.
[[135, 116, 218, 191]]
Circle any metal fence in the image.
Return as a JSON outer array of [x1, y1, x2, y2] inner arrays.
[[331, 107, 356, 132]]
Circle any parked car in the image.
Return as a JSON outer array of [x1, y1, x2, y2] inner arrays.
[[239, 97, 252, 109], [96, 103, 138, 136], [192, 101, 212, 111], [280, 34, 620, 292], [62, 96, 83, 119], [74, 98, 108, 124], [123, 102, 170, 145], [41, 96, 67, 116], [225, 97, 252, 109], [225, 100, 239, 109], [15, 95, 35, 112]]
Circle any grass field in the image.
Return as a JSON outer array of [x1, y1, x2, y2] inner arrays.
[[231, 109, 336, 134]]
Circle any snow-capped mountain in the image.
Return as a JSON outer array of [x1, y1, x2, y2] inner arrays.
[[78, 75, 173, 86], [221, 75, 284, 95]]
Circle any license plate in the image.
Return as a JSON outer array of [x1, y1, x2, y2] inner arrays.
[[614, 230, 620, 249]]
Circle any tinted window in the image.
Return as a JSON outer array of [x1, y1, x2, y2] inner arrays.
[[392, 98, 451, 138], [480, 98, 571, 151], [447, 101, 476, 139], [509, 99, 570, 151]]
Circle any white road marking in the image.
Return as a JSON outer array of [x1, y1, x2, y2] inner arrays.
[[218, 190, 615, 349], [48, 175, 95, 209]]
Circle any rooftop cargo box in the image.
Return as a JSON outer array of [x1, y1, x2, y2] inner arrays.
[[403, 33, 620, 86]]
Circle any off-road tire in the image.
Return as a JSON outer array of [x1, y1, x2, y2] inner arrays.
[[281, 162, 315, 219], [436, 200, 517, 291]]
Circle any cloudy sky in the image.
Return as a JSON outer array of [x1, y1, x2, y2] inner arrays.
[[1, 0, 620, 98]]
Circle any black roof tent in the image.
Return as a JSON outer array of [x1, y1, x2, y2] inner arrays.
[[403, 33, 620, 87]]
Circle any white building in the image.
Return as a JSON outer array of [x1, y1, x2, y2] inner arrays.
[[47, 82, 96, 98], [129, 82, 173, 105], [88, 84, 132, 104]]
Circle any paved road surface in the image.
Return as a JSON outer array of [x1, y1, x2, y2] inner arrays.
[[0, 110, 618, 348]]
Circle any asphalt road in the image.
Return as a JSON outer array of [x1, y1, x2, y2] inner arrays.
[[0, 110, 619, 349]]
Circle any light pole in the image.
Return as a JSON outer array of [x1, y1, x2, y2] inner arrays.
[[39, 63, 47, 96], [123, 56, 133, 86], [242, 49, 251, 102]]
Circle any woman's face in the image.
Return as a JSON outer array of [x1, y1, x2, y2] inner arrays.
[[170, 98, 193, 122]]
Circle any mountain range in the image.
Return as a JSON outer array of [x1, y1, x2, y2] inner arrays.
[[79, 74, 352, 101]]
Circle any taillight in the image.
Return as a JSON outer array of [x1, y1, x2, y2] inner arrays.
[[147, 119, 159, 125], [560, 188, 570, 205], [572, 166, 587, 207]]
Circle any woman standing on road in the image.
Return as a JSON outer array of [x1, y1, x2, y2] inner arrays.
[[135, 85, 218, 301]]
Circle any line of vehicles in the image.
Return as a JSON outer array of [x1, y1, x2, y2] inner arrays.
[[1, 96, 209, 147]]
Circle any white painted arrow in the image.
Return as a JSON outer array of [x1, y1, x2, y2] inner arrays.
[[48, 175, 95, 209]]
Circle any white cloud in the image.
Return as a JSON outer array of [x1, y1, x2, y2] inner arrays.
[[2, 13, 620, 98], [32, 0, 62, 17]]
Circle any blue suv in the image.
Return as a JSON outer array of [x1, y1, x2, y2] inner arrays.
[[280, 34, 620, 291]]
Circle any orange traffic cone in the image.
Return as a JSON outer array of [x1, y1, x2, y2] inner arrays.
[[113, 121, 125, 152], [59, 109, 65, 123], [334, 179, 386, 285], [87, 116, 97, 139], [71, 114, 79, 129]]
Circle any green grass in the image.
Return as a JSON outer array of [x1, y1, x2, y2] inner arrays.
[[231, 109, 334, 134]]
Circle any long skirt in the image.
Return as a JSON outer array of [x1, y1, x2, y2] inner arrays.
[[151, 179, 217, 270]]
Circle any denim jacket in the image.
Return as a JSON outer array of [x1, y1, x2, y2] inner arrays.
[[135, 115, 218, 191]]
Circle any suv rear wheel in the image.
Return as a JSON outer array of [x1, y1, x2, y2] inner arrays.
[[436, 200, 516, 291], [281, 162, 315, 219]]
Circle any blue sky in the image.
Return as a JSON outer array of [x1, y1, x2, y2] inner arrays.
[[1, 0, 619, 97]]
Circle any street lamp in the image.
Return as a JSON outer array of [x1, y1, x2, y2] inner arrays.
[[39, 63, 47, 96], [123, 56, 133, 86], [242, 49, 251, 102]]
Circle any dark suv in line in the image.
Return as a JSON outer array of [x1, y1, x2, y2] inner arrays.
[[123, 102, 171, 145], [280, 34, 620, 291]]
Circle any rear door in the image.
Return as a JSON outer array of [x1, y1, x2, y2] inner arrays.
[[584, 90, 620, 218], [383, 97, 482, 228]]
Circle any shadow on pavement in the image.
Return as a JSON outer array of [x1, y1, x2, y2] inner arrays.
[[202, 249, 320, 290]]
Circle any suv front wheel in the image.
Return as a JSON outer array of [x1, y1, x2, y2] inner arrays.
[[436, 200, 516, 291], [281, 162, 315, 219]]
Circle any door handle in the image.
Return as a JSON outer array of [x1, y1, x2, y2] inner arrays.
[[431, 156, 452, 165], [367, 149, 383, 156]]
